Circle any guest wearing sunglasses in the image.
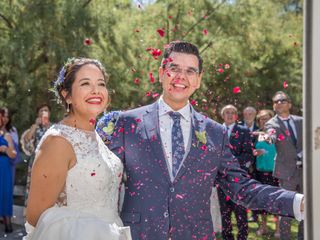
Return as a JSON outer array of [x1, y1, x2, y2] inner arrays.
[[265, 91, 303, 240]]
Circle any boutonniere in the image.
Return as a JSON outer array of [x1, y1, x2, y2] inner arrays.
[[195, 130, 207, 145], [96, 111, 121, 143], [103, 121, 115, 136]]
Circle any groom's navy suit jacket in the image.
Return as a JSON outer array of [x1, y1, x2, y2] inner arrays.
[[108, 102, 296, 240]]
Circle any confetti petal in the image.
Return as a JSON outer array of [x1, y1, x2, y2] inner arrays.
[[217, 68, 224, 73], [134, 78, 140, 84], [157, 28, 165, 37], [149, 72, 155, 84], [89, 118, 96, 125], [190, 99, 197, 106], [233, 86, 241, 94], [277, 134, 285, 141], [83, 38, 93, 46], [203, 29, 208, 35]]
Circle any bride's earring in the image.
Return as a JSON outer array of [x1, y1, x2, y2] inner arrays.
[[67, 103, 70, 113]]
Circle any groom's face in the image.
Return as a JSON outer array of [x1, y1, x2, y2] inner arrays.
[[159, 52, 202, 110]]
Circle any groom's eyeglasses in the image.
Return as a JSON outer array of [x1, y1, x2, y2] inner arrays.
[[166, 64, 199, 78], [273, 99, 289, 104]]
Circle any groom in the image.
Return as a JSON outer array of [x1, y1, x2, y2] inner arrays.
[[99, 41, 304, 240]]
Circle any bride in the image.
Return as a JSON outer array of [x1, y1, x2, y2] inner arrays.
[[24, 58, 131, 240]]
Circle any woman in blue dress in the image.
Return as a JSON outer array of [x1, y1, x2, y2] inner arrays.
[[0, 108, 17, 233]]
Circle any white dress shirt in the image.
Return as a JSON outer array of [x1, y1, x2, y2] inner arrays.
[[278, 115, 298, 139], [158, 97, 191, 181], [223, 122, 235, 138]]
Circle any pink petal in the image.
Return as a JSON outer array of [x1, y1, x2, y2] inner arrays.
[[149, 72, 155, 84], [89, 118, 96, 125], [277, 134, 285, 141], [134, 78, 140, 84], [152, 93, 159, 98], [190, 99, 197, 106], [233, 86, 241, 94], [83, 38, 93, 46], [157, 28, 165, 37], [217, 68, 224, 73]]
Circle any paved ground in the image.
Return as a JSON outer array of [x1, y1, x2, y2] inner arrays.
[[0, 224, 25, 240], [0, 197, 26, 240]]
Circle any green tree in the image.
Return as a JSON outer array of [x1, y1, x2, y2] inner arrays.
[[0, 0, 303, 133]]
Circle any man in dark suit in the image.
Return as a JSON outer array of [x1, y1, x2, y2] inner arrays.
[[240, 106, 260, 223], [98, 41, 304, 240], [265, 91, 303, 240], [241, 106, 259, 133], [217, 104, 254, 240]]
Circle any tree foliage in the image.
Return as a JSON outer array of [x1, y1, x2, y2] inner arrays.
[[0, 0, 303, 132]]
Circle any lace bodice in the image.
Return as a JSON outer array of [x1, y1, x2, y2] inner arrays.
[[35, 123, 123, 218]]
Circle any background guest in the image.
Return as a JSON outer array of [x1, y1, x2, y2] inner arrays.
[[0, 108, 17, 233], [242, 106, 258, 132], [1, 107, 20, 186], [265, 91, 304, 240], [241, 106, 259, 223], [253, 109, 280, 238], [20, 104, 52, 211], [217, 104, 255, 240]]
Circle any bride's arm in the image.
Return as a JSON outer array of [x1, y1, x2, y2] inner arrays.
[[26, 135, 75, 227]]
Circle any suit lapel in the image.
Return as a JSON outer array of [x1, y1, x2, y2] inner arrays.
[[143, 102, 171, 183], [292, 115, 302, 147], [276, 116, 297, 145], [174, 107, 204, 183], [276, 116, 289, 135]]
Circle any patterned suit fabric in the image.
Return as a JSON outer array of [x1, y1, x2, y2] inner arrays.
[[99, 102, 298, 240]]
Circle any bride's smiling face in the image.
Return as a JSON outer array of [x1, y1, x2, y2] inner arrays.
[[65, 64, 108, 118]]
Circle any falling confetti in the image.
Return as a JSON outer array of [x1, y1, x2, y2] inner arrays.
[[283, 81, 288, 88], [152, 93, 160, 98], [157, 28, 165, 37], [233, 86, 241, 94], [190, 99, 197, 106], [277, 134, 285, 141], [89, 118, 96, 125], [217, 68, 224, 74], [134, 78, 140, 85], [151, 49, 162, 59], [149, 72, 155, 84], [201, 145, 207, 151], [83, 38, 93, 46]]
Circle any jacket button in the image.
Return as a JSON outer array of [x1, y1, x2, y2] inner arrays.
[[163, 211, 169, 218], [170, 187, 175, 192]]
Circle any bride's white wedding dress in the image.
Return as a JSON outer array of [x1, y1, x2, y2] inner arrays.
[[24, 123, 131, 240]]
